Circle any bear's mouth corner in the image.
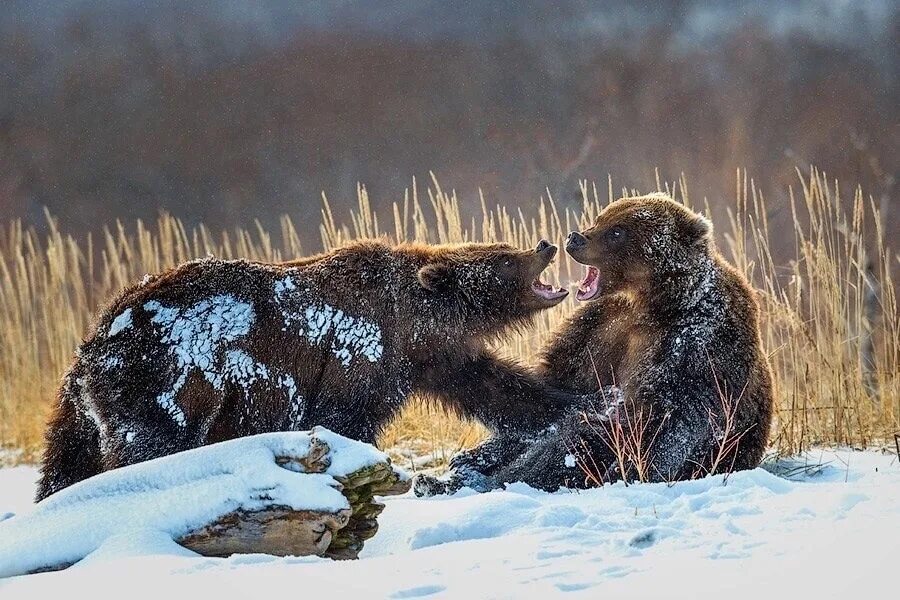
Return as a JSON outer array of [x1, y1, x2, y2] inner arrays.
[[576, 266, 601, 301], [531, 276, 568, 302]]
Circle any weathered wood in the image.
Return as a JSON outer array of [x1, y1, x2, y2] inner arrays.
[[275, 436, 331, 473], [178, 435, 410, 561], [179, 506, 352, 557], [15, 432, 410, 575], [323, 460, 409, 560]]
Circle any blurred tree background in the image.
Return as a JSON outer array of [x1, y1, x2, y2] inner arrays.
[[0, 0, 896, 245]]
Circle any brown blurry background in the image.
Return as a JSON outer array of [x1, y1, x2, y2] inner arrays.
[[0, 1, 897, 460], [0, 0, 896, 244]]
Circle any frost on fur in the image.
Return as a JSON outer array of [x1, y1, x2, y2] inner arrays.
[[38, 240, 580, 499], [424, 195, 773, 494]]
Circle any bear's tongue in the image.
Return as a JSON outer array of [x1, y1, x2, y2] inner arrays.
[[576, 266, 600, 301], [531, 277, 568, 301]]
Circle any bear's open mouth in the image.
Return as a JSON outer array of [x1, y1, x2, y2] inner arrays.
[[576, 266, 600, 301], [531, 276, 569, 302]]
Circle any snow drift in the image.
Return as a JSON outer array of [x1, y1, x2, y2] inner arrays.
[[0, 428, 409, 578], [0, 448, 897, 598]]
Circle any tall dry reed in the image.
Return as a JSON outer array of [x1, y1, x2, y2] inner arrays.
[[0, 171, 896, 465]]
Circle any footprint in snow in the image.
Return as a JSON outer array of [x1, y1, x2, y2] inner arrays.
[[837, 492, 868, 512], [536, 548, 582, 560], [628, 528, 658, 549], [598, 565, 631, 578], [555, 581, 595, 592], [390, 585, 447, 598]]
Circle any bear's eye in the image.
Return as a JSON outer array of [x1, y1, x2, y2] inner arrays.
[[604, 226, 626, 247], [497, 257, 517, 274]]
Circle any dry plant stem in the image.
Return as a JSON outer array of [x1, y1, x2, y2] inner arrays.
[[574, 354, 754, 486], [0, 169, 896, 461], [694, 352, 753, 482], [573, 436, 605, 488], [575, 350, 668, 486], [562, 353, 610, 488]]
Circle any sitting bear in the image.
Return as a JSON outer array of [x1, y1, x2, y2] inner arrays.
[[416, 194, 774, 494], [37, 239, 578, 500]]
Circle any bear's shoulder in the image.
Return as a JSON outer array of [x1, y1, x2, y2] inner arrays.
[[280, 239, 396, 269]]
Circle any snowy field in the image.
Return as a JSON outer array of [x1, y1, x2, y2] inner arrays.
[[1, 446, 897, 599]]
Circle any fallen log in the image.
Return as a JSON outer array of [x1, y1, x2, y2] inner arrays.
[[0, 428, 410, 578], [178, 438, 411, 560]]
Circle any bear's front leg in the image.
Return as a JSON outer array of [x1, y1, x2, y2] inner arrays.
[[419, 349, 584, 435], [412, 434, 526, 497]]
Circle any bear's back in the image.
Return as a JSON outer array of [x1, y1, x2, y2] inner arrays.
[[78, 251, 418, 442]]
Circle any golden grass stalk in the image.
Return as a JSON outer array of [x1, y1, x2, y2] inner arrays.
[[0, 169, 896, 466]]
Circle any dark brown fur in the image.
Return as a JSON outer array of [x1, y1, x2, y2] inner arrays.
[[37, 240, 578, 500], [421, 195, 774, 494]]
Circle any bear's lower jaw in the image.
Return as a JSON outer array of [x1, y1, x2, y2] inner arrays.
[[531, 278, 569, 303], [576, 266, 601, 301]]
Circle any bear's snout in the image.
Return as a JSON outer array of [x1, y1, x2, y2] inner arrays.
[[535, 240, 557, 261], [566, 231, 587, 253]]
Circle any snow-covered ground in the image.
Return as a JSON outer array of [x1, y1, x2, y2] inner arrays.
[[0, 429, 407, 577], [1, 448, 897, 599]]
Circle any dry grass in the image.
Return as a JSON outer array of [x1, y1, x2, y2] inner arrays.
[[0, 171, 896, 466]]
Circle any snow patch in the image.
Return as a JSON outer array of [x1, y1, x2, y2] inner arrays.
[[143, 295, 255, 427], [102, 354, 122, 370], [304, 304, 384, 367], [107, 308, 132, 337], [220, 349, 269, 387], [279, 374, 305, 428], [273, 277, 384, 368], [0, 429, 401, 579], [2, 449, 896, 597], [273, 275, 296, 297]]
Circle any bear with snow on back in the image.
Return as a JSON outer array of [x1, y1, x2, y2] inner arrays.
[[417, 194, 774, 494], [37, 239, 577, 500]]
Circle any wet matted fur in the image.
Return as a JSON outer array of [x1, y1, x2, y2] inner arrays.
[[37, 240, 577, 500], [419, 195, 774, 494]]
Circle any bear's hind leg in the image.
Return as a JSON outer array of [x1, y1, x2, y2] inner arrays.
[[36, 390, 102, 501]]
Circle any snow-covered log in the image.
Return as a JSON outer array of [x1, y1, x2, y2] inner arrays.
[[0, 428, 409, 577]]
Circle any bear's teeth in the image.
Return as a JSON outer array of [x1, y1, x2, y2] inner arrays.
[[576, 266, 600, 301], [532, 277, 552, 291], [531, 278, 568, 300]]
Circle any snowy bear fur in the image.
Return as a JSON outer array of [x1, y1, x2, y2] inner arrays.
[[37, 240, 575, 500], [424, 195, 774, 493]]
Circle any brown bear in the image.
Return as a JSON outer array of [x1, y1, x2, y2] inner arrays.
[[37, 239, 581, 500], [416, 194, 774, 494]]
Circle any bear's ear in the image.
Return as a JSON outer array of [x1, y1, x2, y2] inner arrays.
[[685, 212, 713, 246], [418, 262, 453, 291]]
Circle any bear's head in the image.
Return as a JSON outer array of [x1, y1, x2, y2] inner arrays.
[[565, 194, 714, 303], [417, 240, 568, 332]]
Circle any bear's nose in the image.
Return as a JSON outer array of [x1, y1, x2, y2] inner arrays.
[[535, 239, 552, 253], [566, 231, 587, 252]]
